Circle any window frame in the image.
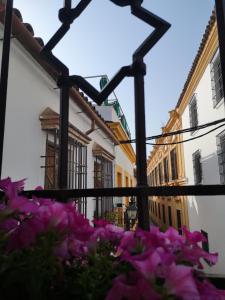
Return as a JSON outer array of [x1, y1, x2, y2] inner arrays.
[[43, 129, 88, 216], [93, 155, 113, 218]]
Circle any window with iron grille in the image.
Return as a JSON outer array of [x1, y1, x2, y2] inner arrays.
[[192, 150, 202, 185], [217, 130, 225, 184], [162, 204, 166, 224], [189, 95, 198, 128], [163, 157, 169, 183], [168, 206, 173, 226], [94, 155, 113, 218], [176, 209, 182, 235], [153, 170, 156, 186], [211, 51, 224, 107], [44, 129, 87, 216], [158, 163, 163, 184], [158, 203, 161, 220], [170, 148, 178, 180]]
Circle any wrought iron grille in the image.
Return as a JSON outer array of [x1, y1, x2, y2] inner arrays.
[[93, 155, 113, 218], [0, 0, 225, 235], [41, 129, 88, 216]]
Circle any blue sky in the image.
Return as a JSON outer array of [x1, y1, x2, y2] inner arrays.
[[14, 0, 214, 152]]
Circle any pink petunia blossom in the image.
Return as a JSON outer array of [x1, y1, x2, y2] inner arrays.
[[106, 273, 161, 300], [197, 280, 225, 300], [165, 263, 200, 300]]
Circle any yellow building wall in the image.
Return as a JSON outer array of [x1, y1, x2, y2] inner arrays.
[[147, 110, 189, 231]]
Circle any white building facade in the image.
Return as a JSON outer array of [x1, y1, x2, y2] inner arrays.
[[178, 13, 225, 275], [0, 7, 135, 222]]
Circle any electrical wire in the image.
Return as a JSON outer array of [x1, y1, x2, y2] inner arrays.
[[146, 123, 225, 146], [119, 117, 225, 144]]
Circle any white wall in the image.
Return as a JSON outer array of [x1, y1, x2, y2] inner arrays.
[[0, 32, 115, 221], [182, 61, 225, 274], [95, 105, 118, 123]]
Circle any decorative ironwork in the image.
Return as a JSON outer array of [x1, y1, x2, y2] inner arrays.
[[40, 0, 170, 229], [0, 1, 225, 232]]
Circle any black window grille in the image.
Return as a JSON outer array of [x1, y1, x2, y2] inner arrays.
[[168, 205, 173, 226], [176, 209, 182, 235], [170, 148, 178, 180], [150, 172, 154, 186], [163, 157, 169, 183], [158, 163, 163, 184], [192, 150, 202, 185], [94, 155, 113, 218], [211, 51, 224, 106], [43, 129, 87, 215], [162, 204, 166, 224], [189, 95, 198, 128], [217, 130, 225, 184]]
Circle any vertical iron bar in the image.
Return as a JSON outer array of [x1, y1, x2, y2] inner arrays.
[[58, 76, 69, 189], [215, 0, 225, 98], [64, 0, 71, 9], [84, 146, 87, 217], [134, 58, 150, 230], [0, 0, 13, 177], [53, 129, 57, 188]]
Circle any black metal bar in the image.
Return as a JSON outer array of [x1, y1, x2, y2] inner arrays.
[[131, 5, 171, 60], [58, 76, 69, 189], [64, 0, 72, 10], [0, 0, 13, 177], [71, 0, 92, 20], [20, 184, 225, 200], [43, 24, 70, 53], [133, 58, 149, 230], [215, 0, 225, 98], [39, 0, 171, 228]]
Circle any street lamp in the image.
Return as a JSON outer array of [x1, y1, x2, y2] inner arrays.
[[125, 197, 137, 230]]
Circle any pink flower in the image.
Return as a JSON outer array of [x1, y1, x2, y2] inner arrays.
[[130, 249, 162, 280], [182, 226, 206, 244], [93, 219, 112, 227], [0, 177, 38, 214], [165, 263, 200, 300], [197, 280, 225, 299], [6, 220, 38, 251], [106, 273, 160, 300], [0, 218, 18, 232]]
